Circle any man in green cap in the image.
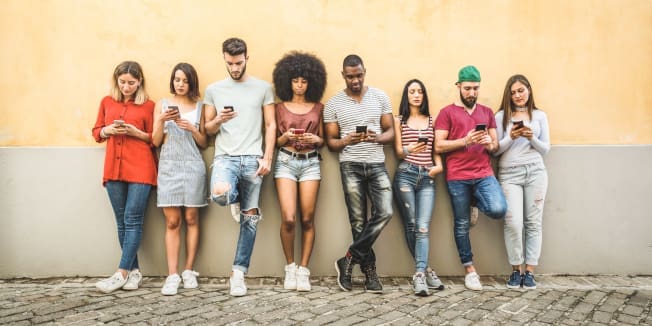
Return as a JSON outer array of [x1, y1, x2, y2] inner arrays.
[[433, 65, 507, 291]]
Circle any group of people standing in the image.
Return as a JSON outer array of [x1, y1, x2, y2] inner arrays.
[[91, 37, 550, 298]]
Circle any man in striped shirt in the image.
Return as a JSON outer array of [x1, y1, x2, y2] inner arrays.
[[324, 54, 395, 293]]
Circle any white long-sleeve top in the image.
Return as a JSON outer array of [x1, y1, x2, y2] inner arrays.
[[494, 109, 550, 168]]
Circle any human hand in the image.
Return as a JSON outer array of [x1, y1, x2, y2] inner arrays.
[[519, 126, 533, 140], [298, 132, 320, 145], [465, 129, 487, 146], [217, 108, 237, 124], [406, 141, 427, 153], [362, 129, 377, 143], [159, 108, 180, 122], [256, 157, 271, 176], [175, 119, 197, 132], [343, 131, 365, 146]]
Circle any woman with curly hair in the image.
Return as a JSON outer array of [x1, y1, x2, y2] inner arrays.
[[272, 51, 327, 291]]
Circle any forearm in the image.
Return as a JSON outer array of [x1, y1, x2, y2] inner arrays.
[[435, 137, 467, 154], [263, 125, 276, 159], [374, 129, 394, 145], [326, 135, 350, 153], [205, 118, 221, 136], [192, 129, 208, 149]]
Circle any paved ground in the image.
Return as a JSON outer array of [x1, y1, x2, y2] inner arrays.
[[1, 275, 650, 325]]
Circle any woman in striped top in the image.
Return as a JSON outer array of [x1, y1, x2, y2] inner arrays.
[[392, 79, 444, 296]]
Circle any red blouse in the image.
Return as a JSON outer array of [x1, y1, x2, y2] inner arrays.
[[92, 96, 157, 186]]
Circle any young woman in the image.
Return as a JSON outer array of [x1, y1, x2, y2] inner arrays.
[[152, 63, 208, 295], [92, 61, 156, 293], [494, 74, 550, 290], [272, 51, 327, 292], [392, 79, 445, 296]]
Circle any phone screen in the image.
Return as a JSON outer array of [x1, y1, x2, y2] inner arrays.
[[293, 128, 305, 135], [356, 126, 367, 133], [223, 106, 234, 112], [418, 137, 428, 143], [475, 124, 487, 131], [513, 121, 524, 129]]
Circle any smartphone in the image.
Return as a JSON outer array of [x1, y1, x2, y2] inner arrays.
[[418, 137, 428, 143], [113, 119, 125, 126], [167, 105, 179, 114], [356, 125, 367, 133], [475, 124, 487, 131], [223, 106, 234, 112], [293, 128, 305, 135], [513, 120, 524, 129]]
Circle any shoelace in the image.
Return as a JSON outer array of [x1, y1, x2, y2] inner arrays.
[[363, 266, 379, 281]]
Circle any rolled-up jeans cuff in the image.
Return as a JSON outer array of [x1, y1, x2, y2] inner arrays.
[[462, 261, 474, 267]]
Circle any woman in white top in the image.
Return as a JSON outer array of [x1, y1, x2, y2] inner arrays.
[[494, 74, 550, 290], [152, 63, 207, 295]]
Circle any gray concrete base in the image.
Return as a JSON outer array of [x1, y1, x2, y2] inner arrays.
[[0, 145, 650, 277]]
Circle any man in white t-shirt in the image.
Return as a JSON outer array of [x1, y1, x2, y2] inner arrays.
[[324, 54, 395, 293], [204, 37, 276, 297]]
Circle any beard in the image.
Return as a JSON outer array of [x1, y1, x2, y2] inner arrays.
[[460, 92, 477, 108], [229, 65, 247, 80]]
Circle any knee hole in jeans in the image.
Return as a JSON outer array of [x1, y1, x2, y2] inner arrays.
[[211, 182, 231, 197]]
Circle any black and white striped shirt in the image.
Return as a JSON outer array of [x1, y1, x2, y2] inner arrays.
[[324, 87, 392, 163]]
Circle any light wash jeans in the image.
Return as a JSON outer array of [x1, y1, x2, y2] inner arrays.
[[393, 162, 435, 273], [340, 162, 393, 266], [447, 176, 507, 266], [210, 155, 263, 273], [499, 161, 548, 266], [105, 181, 152, 271]]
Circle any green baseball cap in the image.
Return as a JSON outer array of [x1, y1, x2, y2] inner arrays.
[[457, 65, 481, 83]]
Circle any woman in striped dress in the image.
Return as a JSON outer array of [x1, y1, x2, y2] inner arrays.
[[392, 79, 445, 296], [152, 63, 208, 295]]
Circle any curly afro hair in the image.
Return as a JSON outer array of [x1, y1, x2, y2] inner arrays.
[[273, 51, 327, 102]]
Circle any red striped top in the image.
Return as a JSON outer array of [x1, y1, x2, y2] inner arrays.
[[401, 116, 434, 167]]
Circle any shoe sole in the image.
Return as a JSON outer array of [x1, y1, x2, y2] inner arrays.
[[506, 284, 522, 289], [465, 285, 483, 291], [334, 260, 351, 291], [122, 280, 142, 290], [230, 290, 246, 296], [365, 287, 383, 294], [415, 290, 429, 297], [523, 285, 537, 290], [429, 285, 445, 290]]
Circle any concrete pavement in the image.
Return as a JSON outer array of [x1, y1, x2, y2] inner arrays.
[[1, 275, 650, 325]]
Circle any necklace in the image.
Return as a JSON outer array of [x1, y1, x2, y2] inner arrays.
[[514, 107, 527, 112]]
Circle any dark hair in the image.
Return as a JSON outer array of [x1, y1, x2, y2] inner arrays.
[[110, 61, 148, 105], [498, 74, 538, 131], [273, 51, 327, 102], [222, 37, 247, 56], [342, 54, 364, 69], [169, 63, 200, 101], [398, 79, 430, 124]]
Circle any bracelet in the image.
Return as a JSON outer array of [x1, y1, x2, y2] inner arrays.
[[463, 136, 468, 148], [402, 146, 410, 155]]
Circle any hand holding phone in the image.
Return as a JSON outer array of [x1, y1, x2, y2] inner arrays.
[[223, 106, 234, 112], [113, 119, 125, 127], [292, 128, 305, 135], [513, 120, 524, 129]]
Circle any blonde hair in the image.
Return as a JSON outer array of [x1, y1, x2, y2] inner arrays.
[[110, 61, 149, 105]]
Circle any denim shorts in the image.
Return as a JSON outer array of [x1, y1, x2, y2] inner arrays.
[[274, 150, 321, 182]]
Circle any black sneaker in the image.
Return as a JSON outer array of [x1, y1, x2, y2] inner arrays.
[[334, 256, 354, 291], [361, 264, 383, 293]]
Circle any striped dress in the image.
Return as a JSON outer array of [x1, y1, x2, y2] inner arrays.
[[156, 100, 208, 207], [401, 116, 434, 167]]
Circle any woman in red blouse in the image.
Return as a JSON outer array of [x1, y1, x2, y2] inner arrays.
[[92, 61, 157, 293]]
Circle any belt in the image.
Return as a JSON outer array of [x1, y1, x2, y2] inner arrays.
[[279, 147, 320, 160]]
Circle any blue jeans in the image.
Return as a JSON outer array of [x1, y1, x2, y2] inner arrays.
[[339, 162, 393, 266], [393, 162, 435, 273], [210, 155, 263, 273], [447, 176, 507, 266], [105, 181, 152, 271]]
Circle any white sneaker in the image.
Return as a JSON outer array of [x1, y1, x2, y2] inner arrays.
[[230, 202, 241, 222], [161, 274, 181, 295], [296, 266, 311, 292], [229, 270, 247, 296], [181, 270, 199, 289], [95, 272, 127, 293], [283, 263, 297, 290], [470, 206, 479, 227], [122, 269, 142, 290], [464, 271, 483, 291]]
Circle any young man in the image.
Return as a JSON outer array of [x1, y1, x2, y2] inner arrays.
[[324, 54, 395, 293], [434, 65, 507, 291], [204, 37, 276, 296]]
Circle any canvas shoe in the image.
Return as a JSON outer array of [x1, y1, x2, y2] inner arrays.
[[283, 263, 297, 290], [506, 270, 523, 289], [229, 270, 247, 296], [425, 267, 445, 290], [470, 206, 479, 227], [413, 272, 430, 296], [334, 255, 354, 291], [95, 271, 127, 294], [296, 266, 311, 292], [230, 202, 241, 223], [161, 274, 181, 295], [464, 271, 483, 291], [122, 269, 142, 290], [182, 270, 199, 289], [523, 271, 537, 289]]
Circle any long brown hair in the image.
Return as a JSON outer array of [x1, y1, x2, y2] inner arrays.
[[498, 74, 537, 131], [110, 61, 149, 105]]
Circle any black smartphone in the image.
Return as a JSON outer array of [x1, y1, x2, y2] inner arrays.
[[356, 125, 367, 133], [167, 105, 179, 114], [475, 124, 487, 131], [223, 106, 234, 112], [513, 120, 524, 129], [418, 137, 428, 143]]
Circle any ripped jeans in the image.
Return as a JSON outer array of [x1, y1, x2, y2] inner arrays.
[[393, 162, 436, 273], [499, 161, 548, 266], [339, 162, 393, 267], [210, 155, 263, 273]]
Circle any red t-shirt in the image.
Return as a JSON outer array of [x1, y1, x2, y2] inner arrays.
[[434, 103, 497, 181], [92, 96, 157, 186], [275, 102, 323, 151]]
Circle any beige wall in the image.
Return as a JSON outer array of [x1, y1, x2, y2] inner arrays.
[[1, 0, 651, 146]]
